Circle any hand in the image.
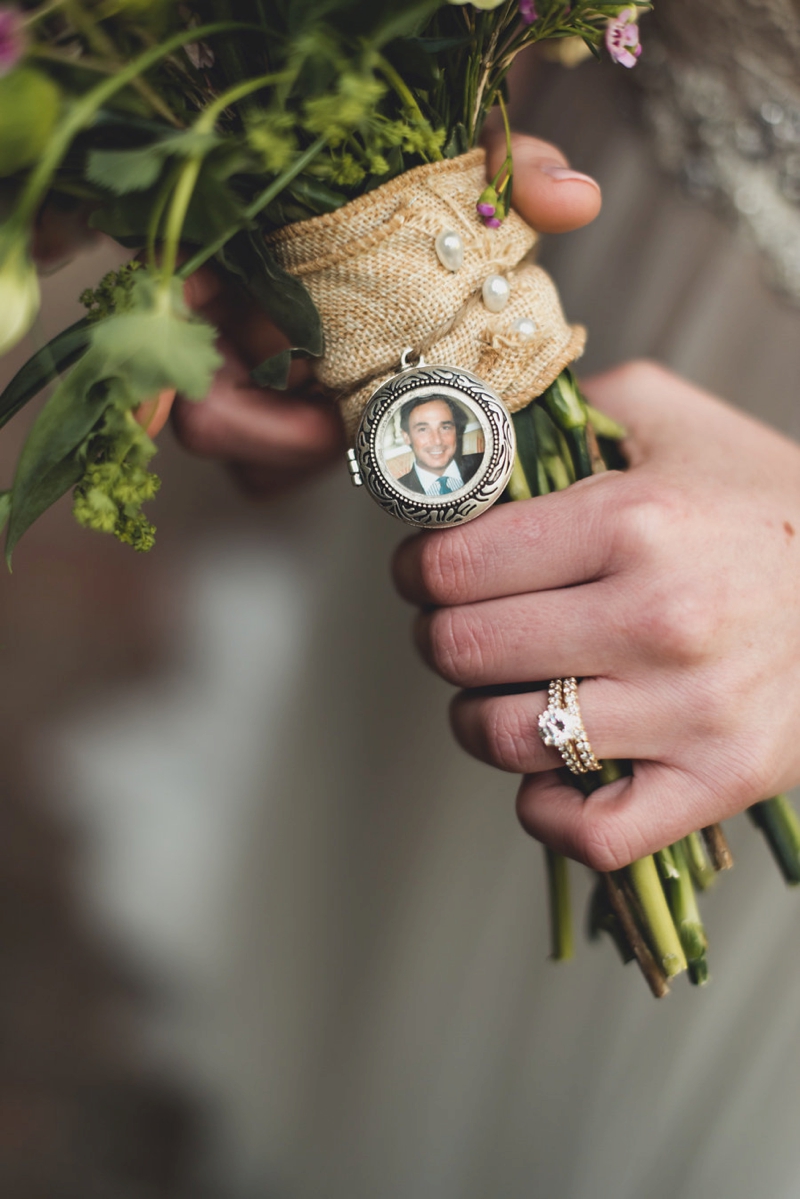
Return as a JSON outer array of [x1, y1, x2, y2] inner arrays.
[[170, 265, 346, 498], [171, 130, 602, 497], [393, 361, 800, 870]]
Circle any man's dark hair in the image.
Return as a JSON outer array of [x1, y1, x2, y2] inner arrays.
[[399, 394, 468, 440]]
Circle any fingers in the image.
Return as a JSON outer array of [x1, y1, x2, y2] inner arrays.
[[515, 763, 722, 871], [579, 359, 757, 465], [450, 677, 675, 775], [393, 473, 618, 607], [171, 336, 343, 468], [413, 579, 629, 687], [484, 131, 601, 234]]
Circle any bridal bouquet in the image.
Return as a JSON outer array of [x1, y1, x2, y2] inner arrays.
[[1, 0, 799, 996]]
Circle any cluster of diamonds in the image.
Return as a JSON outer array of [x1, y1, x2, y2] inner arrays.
[[538, 678, 601, 776]]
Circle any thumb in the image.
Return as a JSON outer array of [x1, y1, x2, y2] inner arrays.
[[484, 130, 602, 234]]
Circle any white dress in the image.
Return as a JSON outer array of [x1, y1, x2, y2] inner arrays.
[[43, 3, 800, 1194]]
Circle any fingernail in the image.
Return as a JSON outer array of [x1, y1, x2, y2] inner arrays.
[[538, 162, 600, 189]]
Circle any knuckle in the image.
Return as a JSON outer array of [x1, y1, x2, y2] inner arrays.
[[610, 486, 673, 562], [426, 607, 487, 685], [417, 530, 479, 605], [638, 588, 715, 664], [612, 358, 669, 392]]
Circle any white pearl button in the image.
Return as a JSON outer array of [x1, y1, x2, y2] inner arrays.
[[435, 229, 464, 272], [512, 316, 537, 339], [482, 273, 510, 313]]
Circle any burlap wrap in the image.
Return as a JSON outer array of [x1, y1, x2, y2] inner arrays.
[[267, 148, 586, 442]]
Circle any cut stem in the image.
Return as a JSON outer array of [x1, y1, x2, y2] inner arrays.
[[545, 847, 573, 961], [666, 839, 710, 986], [702, 824, 734, 871], [748, 795, 800, 885], [625, 855, 687, 979], [602, 873, 670, 998], [683, 831, 717, 891]]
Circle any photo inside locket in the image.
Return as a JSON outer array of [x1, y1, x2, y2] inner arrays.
[[380, 391, 488, 500]]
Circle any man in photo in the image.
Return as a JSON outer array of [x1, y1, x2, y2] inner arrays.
[[397, 395, 483, 496]]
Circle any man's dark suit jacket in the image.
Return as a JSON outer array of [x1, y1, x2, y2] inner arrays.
[[397, 453, 483, 495]]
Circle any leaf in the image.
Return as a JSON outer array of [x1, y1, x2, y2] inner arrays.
[[5, 358, 114, 563], [218, 230, 323, 357], [86, 131, 222, 196], [90, 162, 244, 248], [0, 490, 9, 536], [87, 144, 167, 195], [250, 349, 292, 389], [0, 317, 91, 431], [444, 123, 469, 158], [89, 277, 222, 401], [5, 455, 84, 567]]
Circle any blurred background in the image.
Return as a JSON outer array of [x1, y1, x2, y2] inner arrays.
[[2, 46, 800, 1199]]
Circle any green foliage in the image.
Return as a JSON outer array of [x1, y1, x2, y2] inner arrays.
[[0, 0, 646, 550], [4, 267, 221, 561], [81, 260, 145, 322], [0, 319, 92, 432], [86, 130, 222, 195], [73, 407, 161, 552]]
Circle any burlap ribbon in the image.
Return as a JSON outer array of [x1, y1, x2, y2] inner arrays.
[[267, 148, 586, 442]]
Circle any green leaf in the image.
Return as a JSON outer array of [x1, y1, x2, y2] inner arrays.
[[4, 355, 112, 563], [444, 123, 469, 158], [88, 276, 222, 401], [0, 490, 10, 536], [250, 349, 292, 389], [0, 317, 91, 431], [87, 144, 168, 195], [5, 455, 84, 567], [219, 230, 323, 357], [86, 131, 222, 196]]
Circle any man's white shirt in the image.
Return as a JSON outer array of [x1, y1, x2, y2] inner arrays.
[[413, 459, 464, 496]]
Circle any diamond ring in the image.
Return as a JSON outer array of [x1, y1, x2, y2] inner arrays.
[[538, 678, 601, 776]]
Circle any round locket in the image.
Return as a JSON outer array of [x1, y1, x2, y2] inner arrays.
[[348, 359, 516, 528]]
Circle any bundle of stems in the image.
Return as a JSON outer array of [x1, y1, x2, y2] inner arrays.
[[508, 371, 800, 994]]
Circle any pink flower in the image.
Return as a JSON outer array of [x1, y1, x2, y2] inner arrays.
[[484, 216, 502, 229], [0, 6, 24, 76], [477, 202, 496, 217], [519, 0, 537, 24], [605, 7, 642, 68]]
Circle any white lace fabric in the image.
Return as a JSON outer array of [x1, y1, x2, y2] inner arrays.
[[634, 0, 800, 301]]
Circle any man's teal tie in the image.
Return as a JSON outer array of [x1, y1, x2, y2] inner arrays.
[[437, 477, 451, 495]]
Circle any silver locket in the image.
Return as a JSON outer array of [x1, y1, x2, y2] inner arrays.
[[347, 352, 516, 528]]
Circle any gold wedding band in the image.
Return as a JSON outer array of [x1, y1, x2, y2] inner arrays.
[[538, 678, 601, 776]]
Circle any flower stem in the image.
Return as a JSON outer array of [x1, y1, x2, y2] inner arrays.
[[544, 847, 573, 961], [666, 839, 709, 986], [748, 795, 800, 885], [702, 824, 734, 871], [9, 21, 260, 233], [626, 855, 687, 979], [683, 831, 717, 891], [176, 135, 328, 280], [159, 71, 286, 289], [602, 872, 670, 997]]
